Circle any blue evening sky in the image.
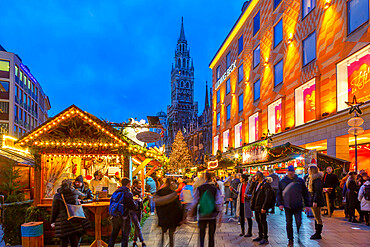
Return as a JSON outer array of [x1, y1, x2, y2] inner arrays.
[[1, 0, 243, 122]]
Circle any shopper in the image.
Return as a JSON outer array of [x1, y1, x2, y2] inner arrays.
[[131, 179, 146, 247], [243, 175, 256, 238], [230, 173, 241, 216], [180, 178, 194, 222], [236, 174, 253, 237], [51, 179, 90, 247], [277, 165, 310, 247], [175, 177, 186, 196], [108, 178, 137, 247], [145, 176, 157, 215], [358, 176, 370, 226], [323, 166, 339, 215], [268, 169, 279, 214], [73, 175, 93, 202], [307, 166, 325, 240], [155, 177, 183, 247], [223, 174, 234, 215], [346, 172, 362, 223], [191, 171, 222, 247], [251, 171, 274, 245], [90, 170, 110, 193]]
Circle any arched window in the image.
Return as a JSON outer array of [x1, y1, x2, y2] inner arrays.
[[186, 82, 189, 88], [183, 58, 186, 68], [178, 58, 181, 67], [180, 80, 184, 87], [187, 59, 189, 68]]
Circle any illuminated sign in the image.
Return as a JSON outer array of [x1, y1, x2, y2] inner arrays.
[[348, 53, 370, 103], [215, 60, 237, 90], [208, 160, 219, 169], [20, 63, 38, 85]]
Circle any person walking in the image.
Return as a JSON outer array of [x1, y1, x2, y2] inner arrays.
[[358, 176, 370, 226], [223, 174, 233, 215], [180, 178, 194, 222], [191, 172, 222, 247], [51, 179, 90, 247], [346, 172, 362, 223], [277, 165, 310, 247], [323, 166, 339, 215], [307, 166, 325, 240], [154, 178, 183, 247], [131, 179, 146, 247], [145, 176, 157, 215], [108, 178, 137, 247], [251, 171, 274, 245], [236, 174, 253, 238], [268, 169, 279, 214]]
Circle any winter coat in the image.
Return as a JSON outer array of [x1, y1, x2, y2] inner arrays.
[[145, 177, 157, 194], [236, 182, 253, 218], [308, 172, 325, 207], [358, 181, 370, 212], [74, 182, 93, 201], [180, 184, 194, 204], [191, 182, 223, 220], [346, 177, 360, 209], [230, 178, 241, 199], [323, 173, 339, 199], [251, 178, 273, 211], [155, 187, 183, 228], [223, 176, 233, 200], [132, 186, 143, 211], [277, 175, 309, 209], [268, 173, 279, 190], [51, 187, 90, 238]]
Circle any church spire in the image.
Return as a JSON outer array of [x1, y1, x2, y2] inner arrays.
[[179, 17, 186, 42], [205, 81, 210, 110]]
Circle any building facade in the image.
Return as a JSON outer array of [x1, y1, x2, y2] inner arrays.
[[210, 0, 370, 173], [167, 18, 198, 152], [0, 45, 51, 138]]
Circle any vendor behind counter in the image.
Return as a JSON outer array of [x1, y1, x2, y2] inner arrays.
[[90, 170, 110, 193]]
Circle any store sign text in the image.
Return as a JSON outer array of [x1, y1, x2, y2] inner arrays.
[[215, 60, 237, 90]]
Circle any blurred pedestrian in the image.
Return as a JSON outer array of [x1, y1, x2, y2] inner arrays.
[[224, 174, 234, 215], [180, 178, 194, 222], [73, 175, 93, 202], [323, 166, 339, 215], [358, 176, 370, 226], [268, 169, 279, 214], [277, 165, 310, 247], [346, 172, 362, 223], [154, 178, 183, 247], [131, 179, 146, 247], [230, 173, 241, 216], [236, 174, 253, 238], [145, 176, 157, 215], [175, 177, 186, 196]]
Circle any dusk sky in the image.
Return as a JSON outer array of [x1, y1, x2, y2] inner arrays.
[[1, 1, 244, 122]]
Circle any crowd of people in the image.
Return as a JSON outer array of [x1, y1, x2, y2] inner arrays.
[[49, 165, 370, 247]]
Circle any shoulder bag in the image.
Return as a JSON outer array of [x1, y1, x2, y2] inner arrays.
[[61, 194, 86, 220]]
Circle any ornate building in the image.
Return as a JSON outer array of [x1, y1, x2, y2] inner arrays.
[[167, 18, 198, 152]]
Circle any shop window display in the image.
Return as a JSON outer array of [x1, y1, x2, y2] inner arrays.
[[268, 98, 282, 134], [295, 79, 316, 126], [234, 122, 242, 148], [213, 135, 219, 155], [223, 130, 229, 152], [249, 112, 259, 143]]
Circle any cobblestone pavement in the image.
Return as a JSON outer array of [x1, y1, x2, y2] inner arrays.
[[140, 209, 370, 247]]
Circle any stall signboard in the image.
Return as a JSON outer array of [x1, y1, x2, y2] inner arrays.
[[124, 119, 149, 146], [348, 53, 370, 103], [242, 140, 268, 164], [208, 160, 219, 169], [305, 150, 317, 168]]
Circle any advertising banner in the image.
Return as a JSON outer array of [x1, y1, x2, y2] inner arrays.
[[303, 83, 316, 123], [348, 53, 370, 103], [275, 102, 282, 133]]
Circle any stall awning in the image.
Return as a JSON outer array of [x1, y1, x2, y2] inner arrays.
[[0, 148, 34, 166]]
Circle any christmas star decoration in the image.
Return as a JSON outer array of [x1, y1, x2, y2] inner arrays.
[[345, 95, 364, 115]]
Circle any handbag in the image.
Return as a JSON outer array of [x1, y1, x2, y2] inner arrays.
[[61, 194, 86, 221]]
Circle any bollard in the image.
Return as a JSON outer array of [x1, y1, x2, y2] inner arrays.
[[21, 222, 44, 247]]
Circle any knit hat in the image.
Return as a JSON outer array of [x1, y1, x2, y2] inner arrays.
[[75, 175, 84, 183], [287, 165, 295, 172]]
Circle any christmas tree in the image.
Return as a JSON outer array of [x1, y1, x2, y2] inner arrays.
[[169, 130, 192, 172]]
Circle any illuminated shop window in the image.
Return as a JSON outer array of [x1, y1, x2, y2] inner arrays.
[[216, 66, 221, 80], [302, 0, 315, 18], [226, 79, 231, 94], [0, 60, 10, 79], [274, 0, 282, 9], [238, 64, 244, 83], [20, 70, 23, 82], [217, 90, 220, 103], [303, 32, 316, 66], [238, 35, 244, 55], [223, 130, 229, 152], [234, 122, 243, 148], [217, 112, 220, 127], [274, 60, 283, 86], [295, 78, 316, 126], [0, 123, 8, 134], [348, 0, 369, 34], [274, 19, 283, 47], [253, 45, 260, 68], [0, 102, 9, 113], [15, 65, 19, 78], [249, 112, 259, 143], [238, 93, 243, 112], [213, 135, 219, 155], [254, 79, 260, 101], [0, 81, 9, 92], [253, 11, 260, 36], [337, 44, 370, 111], [268, 98, 282, 134], [15, 105, 18, 119], [226, 104, 231, 120], [226, 52, 231, 68]]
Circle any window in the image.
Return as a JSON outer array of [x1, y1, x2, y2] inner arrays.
[[238, 64, 244, 83], [213, 135, 219, 155], [238, 93, 244, 112], [0, 81, 9, 92], [15, 105, 18, 119], [295, 78, 316, 126], [226, 104, 231, 120], [226, 52, 231, 68], [0, 102, 8, 113], [254, 79, 261, 101], [216, 66, 221, 80], [20, 70, 23, 82], [217, 90, 220, 103], [249, 112, 259, 143], [274, 0, 282, 9], [226, 79, 231, 94], [223, 130, 229, 152], [268, 99, 282, 134], [253, 45, 260, 68], [234, 122, 243, 148], [0, 123, 8, 134], [19, 109, 22, 120], [253, 11, 260, 35], [274, 19, 283, 47], [0, 60, 10, 79], [303, 32, 316, 66], [302, 0, 316, 18], [217, 112, 220, 127], [238, 35, 244, 55], [15, 65, 19, 78], [15, 85, 18, 99], [274, 60, 283, 86], [23, 93, 27, 105], [348, 0, 369, 34], [14, 126, 18, 137]]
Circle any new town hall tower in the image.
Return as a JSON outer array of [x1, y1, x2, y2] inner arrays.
[[167, 18, 198, 151]]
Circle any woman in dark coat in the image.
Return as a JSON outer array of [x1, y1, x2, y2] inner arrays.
[[51, 179, 90, 247], [307, 166, 325, 240], [154, 178, 183, 247], [346, 172, 362, 223]]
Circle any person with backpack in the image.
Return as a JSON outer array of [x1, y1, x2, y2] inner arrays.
[[131, 179, 146, 247], [191, 171, 222, 247], [250, 171, 274, 245], [108, 178, 137, 247], [358, 176, 370, 226], [277, 165, 310, 247], [180, 178, 194, 222]]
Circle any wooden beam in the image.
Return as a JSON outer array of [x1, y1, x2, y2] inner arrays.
[[132, 158, 151, 177]]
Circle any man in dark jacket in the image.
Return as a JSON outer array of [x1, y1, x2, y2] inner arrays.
[[73, 175, 93, 202], [251, 172, 272, 245], [277, 166, 309, 247], [323, 166, 339, 215], [108, 178, 137, 247], [230, 173, 241, 216], [268, 169, 279, 213]]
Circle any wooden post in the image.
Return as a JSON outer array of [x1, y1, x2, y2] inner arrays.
[[34, 155, 44, 206]]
